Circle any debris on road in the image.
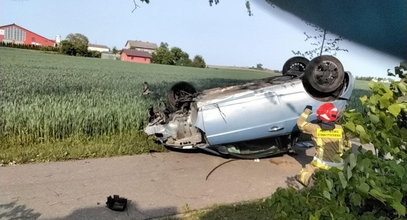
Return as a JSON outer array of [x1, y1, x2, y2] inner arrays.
[[106, 195, 128, 211]]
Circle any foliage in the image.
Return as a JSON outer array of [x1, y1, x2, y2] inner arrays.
[[266, 151, 407, 219], [112, 46, 119, 54], [0, 41, 58, 52], [60, 33, 89, 57], [343, 81, 407, 159], [171, 47, 191, 66], [152, 42, 174, 65], [59, 40, 76, 55], [152, 42, 206, 68], [292, 23, 348, 59], [191, 55, 207, 68]]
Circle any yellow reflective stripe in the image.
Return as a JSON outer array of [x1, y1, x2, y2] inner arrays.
[[316, 137, 323, 149], [300, 113, 309, 118], [316, 128, 343, 139], [311, 160, 331, 170], [299, 121, 308, 128], [311, 157, 344, 170]]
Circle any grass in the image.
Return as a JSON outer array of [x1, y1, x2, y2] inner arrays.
[[0, 47, 371, 165], [182, 200, 273, 220]]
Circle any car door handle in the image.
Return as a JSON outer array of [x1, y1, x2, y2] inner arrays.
[[268, 126, 284, 132]]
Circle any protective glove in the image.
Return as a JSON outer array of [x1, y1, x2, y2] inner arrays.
[[305, 105, 312, 111]]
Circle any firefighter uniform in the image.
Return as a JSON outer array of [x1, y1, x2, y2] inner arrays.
[[296, 107, 351, 186]]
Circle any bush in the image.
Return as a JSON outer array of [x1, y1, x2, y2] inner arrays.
[[267, 64, 407, 219], [0, 41, 58, 52]]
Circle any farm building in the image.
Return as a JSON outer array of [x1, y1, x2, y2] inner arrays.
[[0, 23, 55, 47], [101, 52, 120, 60], [88, 43, 110, 53], [124, 40, 157, 54], [120, 49, 152, 64]]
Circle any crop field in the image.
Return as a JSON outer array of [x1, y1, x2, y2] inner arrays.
[[0, 47, 370, 164]]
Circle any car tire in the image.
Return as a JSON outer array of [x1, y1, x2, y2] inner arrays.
[[282, 56, 309, 76], [167, 81, 196, 112], [303, 55, 345, 93]]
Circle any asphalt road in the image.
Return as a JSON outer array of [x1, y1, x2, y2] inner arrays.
[[0, 147, 315, 220]]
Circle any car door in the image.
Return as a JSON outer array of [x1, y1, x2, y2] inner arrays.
[[196, 80, 304, 145]]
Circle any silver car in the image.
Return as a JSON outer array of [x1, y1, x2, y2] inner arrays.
[[145, 55, 355, 158]]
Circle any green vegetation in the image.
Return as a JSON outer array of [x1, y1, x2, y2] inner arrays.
[[60, 33, 101, 58], [0, 47, 273, 164], [0, 41, 58, 52], [152, 42, 206, 68]]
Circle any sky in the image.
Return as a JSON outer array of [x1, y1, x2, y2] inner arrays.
[[0, 0, 403, 78]]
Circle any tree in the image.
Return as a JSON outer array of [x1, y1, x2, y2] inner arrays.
[[59, 40, 76, 56], [292, 23, 348, 59], [170, 47, 191, 66], [151, 42, 174, 65], [191, 55, 206, 68], [112, 46, 119, 54], [61, 33, 89, 56], [152, 42, 206, 68]]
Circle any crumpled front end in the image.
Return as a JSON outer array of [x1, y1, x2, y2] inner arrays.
[[144, 104, 205, 149]]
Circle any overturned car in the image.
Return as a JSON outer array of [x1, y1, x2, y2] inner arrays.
[[145, 55, 355, 158]]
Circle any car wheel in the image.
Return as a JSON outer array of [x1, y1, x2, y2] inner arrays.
[[282, 56, 309, 76], [303, 55, 345, 93], [167, 81, 196, 112]]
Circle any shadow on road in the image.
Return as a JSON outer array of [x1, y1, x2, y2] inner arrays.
[[46, 200, 177, 220], [0, 201, 41, 220], [290, 145, 313, 167]]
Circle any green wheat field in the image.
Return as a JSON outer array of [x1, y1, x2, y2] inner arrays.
[[0, 47, 370, 164]]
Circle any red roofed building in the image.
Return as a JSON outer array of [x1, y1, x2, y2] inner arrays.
[[0, 23, 55, 47], [120, 49, 152, 64]]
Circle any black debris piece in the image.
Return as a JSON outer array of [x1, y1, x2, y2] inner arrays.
[[106, 195, 128, 211]]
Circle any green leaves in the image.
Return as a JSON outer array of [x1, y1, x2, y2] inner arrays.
[[355, 125, 370, 143], [349, 154, 357, 170], [388, 103, 401, 117], [338, 172, 347, 189], [344, 78, 407, 161], [357, 182, 370, 194], [323, 190, 331, 200], [391, 202, 406, 216], [343, 121, 356, 132]]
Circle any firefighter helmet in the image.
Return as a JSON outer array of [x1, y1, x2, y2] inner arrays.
[[317, 103, 338, 122]]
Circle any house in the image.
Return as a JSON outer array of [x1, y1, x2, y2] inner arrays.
[[0, 23, 55, 47], [120, 49, 152, 64], [124, 40, 157, 54], [88, 43, 110, 53]]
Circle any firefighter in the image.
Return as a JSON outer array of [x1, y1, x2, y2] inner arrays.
[[296, 103, 351, 186]]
